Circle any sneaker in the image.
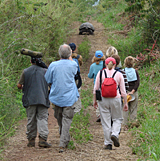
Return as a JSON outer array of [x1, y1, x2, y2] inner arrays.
[[103, 144, 112, 150], [96, 118, 101, 122], [38, 141, 52, 148], [111, 135, 120, 147]]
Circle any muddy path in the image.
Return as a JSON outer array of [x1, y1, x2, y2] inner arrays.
[[1, 20, 138, 161]]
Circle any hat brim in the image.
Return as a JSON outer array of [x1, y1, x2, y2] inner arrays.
[[128, 94, 135, 102]]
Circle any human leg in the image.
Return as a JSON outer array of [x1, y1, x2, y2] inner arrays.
[[59, 106, 75, 148], [37, 105, 51, 148], [26, 105, 37, 146], [129, 91, 138, 121], [98, 98, 112, 146], [54, 105, 63, 135], [110, 98, 123, 147], [73, 89, 82, 114], [96, 105, 101, 122]]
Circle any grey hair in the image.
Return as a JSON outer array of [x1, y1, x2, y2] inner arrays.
[[59, 43, 72, 59]]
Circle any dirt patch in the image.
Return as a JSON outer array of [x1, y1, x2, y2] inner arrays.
[[1, 20, 139, 161]]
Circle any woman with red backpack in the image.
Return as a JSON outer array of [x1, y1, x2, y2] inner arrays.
[[93, 57, 128, 150]]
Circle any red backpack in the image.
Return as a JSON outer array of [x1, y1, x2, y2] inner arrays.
[[101, 70, 117, 98]]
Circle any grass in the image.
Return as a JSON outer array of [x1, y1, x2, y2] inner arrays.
[[130, 60, 160, 160], [78, 37, 91, 62], [90, 1, 160, 159], [69, 40, 93, 149]]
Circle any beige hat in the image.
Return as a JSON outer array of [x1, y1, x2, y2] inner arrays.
[[127, 94, 135, 102]]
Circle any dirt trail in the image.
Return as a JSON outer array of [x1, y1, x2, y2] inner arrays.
[[1, 20, 138, 161]]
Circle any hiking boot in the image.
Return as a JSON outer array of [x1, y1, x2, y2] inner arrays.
[[103, 144, 112, 150], [59, 147, 65, 153], [111, 135, 120, 147], [27, 138, 35, 147], [96, 118, 101, 122], [38, 137, 51, 148]]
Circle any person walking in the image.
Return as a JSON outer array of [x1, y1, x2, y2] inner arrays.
[[69, 43, 82, 114], [111, 54, 129, 92], [93, 57, 128, 150], [88, 50, 105, 122], [45, 44, 79, 153], [123, 56, 140, 130], [17, 57, 51, 148], [106, 46, 122, 68]]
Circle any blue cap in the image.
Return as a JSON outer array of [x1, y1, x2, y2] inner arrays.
[[95, 50, 103, 58], [69, 43, 76, 51]]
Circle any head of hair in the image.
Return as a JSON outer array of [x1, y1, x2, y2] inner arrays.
[[92, 55, 105, 65], [124, 56, 135, 68], [106, 46, 118, 58], [105, 57, 116, 70], [111, 54, 120, 66], [59, 44, 72, 59], [69, 43, 76, 52], [107, 61, 114, 70], [31, 57, 36, 63]]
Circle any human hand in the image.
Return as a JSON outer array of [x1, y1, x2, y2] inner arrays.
[[93, 101, 98, 109], [123, 104, 128, 111]]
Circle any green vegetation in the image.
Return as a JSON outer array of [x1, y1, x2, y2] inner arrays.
[[91, 0, 160, 159], [131, 60, 160, 160], [78, 37, 91, 62], [69, 82, 94, 149], [0, 0, 95, 147], [0, 0, 160, 159]]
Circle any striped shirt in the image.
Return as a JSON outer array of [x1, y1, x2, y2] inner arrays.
[[119, 69, 129, 92]]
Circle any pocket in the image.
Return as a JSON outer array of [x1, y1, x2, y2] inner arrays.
[[65, 106, 75, 119]]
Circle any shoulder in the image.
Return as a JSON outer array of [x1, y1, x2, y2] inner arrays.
[[120, 69, 125, 74]]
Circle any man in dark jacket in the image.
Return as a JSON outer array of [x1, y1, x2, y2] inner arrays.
[[17, 57, 51, 148]]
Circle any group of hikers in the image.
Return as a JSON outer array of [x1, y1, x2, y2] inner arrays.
[[17, 43, 140, 153]]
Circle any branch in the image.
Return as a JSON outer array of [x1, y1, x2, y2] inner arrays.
[[0, 16, 25, 28], [2, 38, 29, 56]]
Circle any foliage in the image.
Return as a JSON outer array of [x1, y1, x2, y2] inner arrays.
[[0, 0, 94, 146], [78, 37, 91, 62], [69, 80, 93, 148], [131, 60, 160, 160], [124, 0, 160, 47]]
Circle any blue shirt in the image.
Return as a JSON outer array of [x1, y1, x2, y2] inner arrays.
[[45, 59, 79, 107], [88, 61, 103, 84]]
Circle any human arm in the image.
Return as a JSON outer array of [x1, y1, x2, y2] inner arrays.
[[44, 63, 54, 84], [93, 94, 98, 109], [121, 70, 129, 92], [128, 70, 140, 94], [88, 64, 94, 79], [119, 72, 128, 111], [69, 56, 73, 61], [17, 71, 24, 89], [93, 71, 101, 108]]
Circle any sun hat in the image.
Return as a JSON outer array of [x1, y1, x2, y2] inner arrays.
[[69, 43, 76, 51], [105, 57, 116, 65], [95, 50, 103, 58], [127, 94, 135, 102]]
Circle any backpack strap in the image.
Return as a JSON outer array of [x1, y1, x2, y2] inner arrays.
[[75, 55, 80, 59], [100, 70, 103, 88], [112, 71, 117, 78], [103, 69, 107, 78]]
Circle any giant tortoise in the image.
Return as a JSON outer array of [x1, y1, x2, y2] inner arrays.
[[79, 22, 95, 35]]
